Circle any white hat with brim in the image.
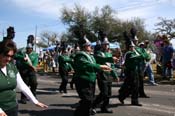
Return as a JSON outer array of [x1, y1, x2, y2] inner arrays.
[[138, 42, 144, 46], [26, 43, 33, 48], [133, 36, 138, 41], [102, 37, 110, 45], [83, 41, 91, 46], [82, 36, 91, 46], [129, 41, 135, 47]]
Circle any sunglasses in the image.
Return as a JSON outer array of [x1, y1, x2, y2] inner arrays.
[[4, 54, 14, 58]]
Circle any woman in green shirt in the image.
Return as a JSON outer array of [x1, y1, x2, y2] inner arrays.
[[0, 40, 48, 116]]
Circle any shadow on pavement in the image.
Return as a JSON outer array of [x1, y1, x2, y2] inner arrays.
[[37, 71, 59, 77], [50, 103, 77, 108], [19, 109, 74, 116]]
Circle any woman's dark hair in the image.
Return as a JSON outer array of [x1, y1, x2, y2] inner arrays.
[[0, 40, 17, 55]]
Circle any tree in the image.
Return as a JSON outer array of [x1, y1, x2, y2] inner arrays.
[[40, 31, 59, 47], [60, 4, 151, 50], [61, 4, 91, 41], [35, 41, 48, 49], [155, 17, 175, 38], [90, 5, 120, 41]]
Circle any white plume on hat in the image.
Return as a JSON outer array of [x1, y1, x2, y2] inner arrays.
[[133, 36, 138, 41], [83, 35, 91, 46], [129, 41, 135, 47]]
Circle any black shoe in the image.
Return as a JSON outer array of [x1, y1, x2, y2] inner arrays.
[[118, 97, 124, 104], [131, 99, 142, 106], [59, 88, 63, 93], [131, 103, 142, 106], [100, 109, 113, 113], [139, 94, 150, 98], [63, 90, 67, 93], [131, 100, 142, 106], [20, 99, 27, 104], [90, 108, 96, 115]]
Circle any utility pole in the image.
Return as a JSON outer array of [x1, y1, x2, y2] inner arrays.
[[0, 25, 5, 39], [0, 30, 4, 39], [2, 29, 4, 38], [34, 25, 37, 52]]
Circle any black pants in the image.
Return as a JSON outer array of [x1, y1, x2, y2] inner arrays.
[[118, 70, 139, 103], [59, 69, 69, 93], [20, 71, 38, 100], [139, 74, 146, 96], [93, 79, 112, 110], [5, 105, 18, 116], [70, 73, 76, 89], [138, 64, 147, 96], [74, 77, 95, 116]]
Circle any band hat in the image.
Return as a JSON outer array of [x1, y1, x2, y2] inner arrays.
[[102, 37, 110, 45], [144, 39, 149, 44], [133, 36, 138, 41], [129, 41, 135, 47], [83, 35, 91, 46], [26, 43, 33, 48], [138, 42, 144, 46], [7, 26, 15, 33]]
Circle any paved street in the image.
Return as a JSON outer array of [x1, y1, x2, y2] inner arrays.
[[17, 72, 175, 116]]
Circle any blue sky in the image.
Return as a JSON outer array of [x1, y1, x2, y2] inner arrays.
[[0, 0, 175, 49]]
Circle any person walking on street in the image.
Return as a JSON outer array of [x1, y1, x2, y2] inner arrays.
[[0, 40, 48, 116], [92, 37, 119, 114], [131, 30, 151, 98], [15, 43, 39, 104], [118, 41, 142, 106], [69, 43, 80, 90], [73, 36, 112, 116], [58, 47, 73, 93]]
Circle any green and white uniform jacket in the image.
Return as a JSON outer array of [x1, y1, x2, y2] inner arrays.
[[59, 54, 73, 72], [15, 51, 38, 68], [0, 63, 18, 111], [73, 51, 101, 83], [135, 46, 151, 63], [124, 50, 141, 71], [95, 51, 118, 81]]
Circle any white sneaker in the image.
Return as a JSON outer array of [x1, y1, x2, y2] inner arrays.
[[150, 82, 158, 86], [90, 108, 96, 115]]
